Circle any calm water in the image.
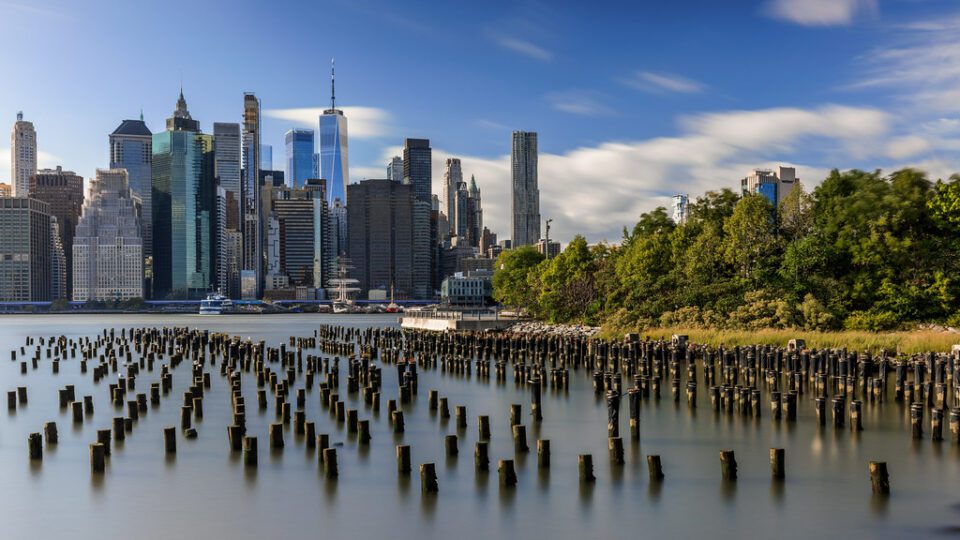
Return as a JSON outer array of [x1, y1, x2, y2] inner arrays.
[[1, 314, 958, 539]]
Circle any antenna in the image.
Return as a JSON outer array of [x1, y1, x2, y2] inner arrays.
[[330, 58, 336, 110]]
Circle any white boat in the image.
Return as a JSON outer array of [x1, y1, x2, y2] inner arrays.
[[199, 293, 232, 315]]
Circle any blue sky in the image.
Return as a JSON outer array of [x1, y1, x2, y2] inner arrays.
[[2, 0, 959, 242]]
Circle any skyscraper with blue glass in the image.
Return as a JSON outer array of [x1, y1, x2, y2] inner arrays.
[[152, 90, 217, 299], [285, 128, 315, 189], [319, 61, 348, 206], [109, 116, 152, 256]]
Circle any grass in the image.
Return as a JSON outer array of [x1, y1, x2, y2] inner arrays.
[[599, 326, 960, 355]]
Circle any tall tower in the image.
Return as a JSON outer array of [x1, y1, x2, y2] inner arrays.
[[387, 156, 403, 182], [214, 122, 242, 296], [29, 166, 84, 298], [109, 117, 153, 256], [511, 131, 540, 247], [242, 93, 262, 298], [403, 138, 432, 203], [443, 158, 462, 233], [319, 60, 348, 206], [285, 128, 315, 189], [11, 112, 37, 197]]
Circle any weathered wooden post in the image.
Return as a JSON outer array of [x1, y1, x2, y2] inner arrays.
[[28, 433, 42, 461], [163, 427, 176, 454], [498, 459, 517, 487], [869, 461, 889, 494], [537, 439, 550, 469], [392, 410, 405, 433], [475, 441, 489, 472], [317, 434, 330, 464], [455, 405, 467, 429], [911, 403, 924, 439], [770, 448, 785, 480], [397, 444, 411, 474], [509, 404, 521, 426], [358, 420, 371, 445], [720, 450, 737, 481], [269, 423, 284, 449], [244, 436, 258, 467], [420, 463, 438, 492], [932, 408, 944, 442], [96, 429, 111, 456], [851, 400, 863, 432], [512, 424, 529, 453], [579, 454, 595, 482], [324, 448, 338, 479], [90, 443, 106, 473], [444, 434, 459, 456], [608, 436, 624, 464], [44, 422, 58, 445], [478, 415, 491, 441], [647, 455, 664, 480]]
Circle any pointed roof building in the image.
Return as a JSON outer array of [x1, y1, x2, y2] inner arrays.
[[166, 89, 200, 132]]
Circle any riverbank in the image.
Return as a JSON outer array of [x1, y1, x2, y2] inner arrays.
[[597, 326, 960, 354]]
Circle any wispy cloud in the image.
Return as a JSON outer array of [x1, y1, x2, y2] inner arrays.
[[475, 119, 509, 131], [489, 32, 552, 62], [0, 1, 66, 18], [621, 71, 705, 94], [765, 0, 877, 26], [263, 106, 393, 139], [0, 149, 63, 184], [546, 91, 614, 116]]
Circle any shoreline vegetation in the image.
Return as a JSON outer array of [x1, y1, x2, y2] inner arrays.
[[493, 169, 960, 345]]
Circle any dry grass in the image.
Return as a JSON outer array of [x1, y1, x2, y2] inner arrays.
[[600, 326, 960, 354]]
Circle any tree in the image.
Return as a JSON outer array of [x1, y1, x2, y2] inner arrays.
[[722, 194, 780, 285], [778, 181, 813, 240], [492, 246, 545, 312]]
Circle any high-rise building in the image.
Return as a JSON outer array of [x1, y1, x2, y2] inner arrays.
[[511, 131, 540, 247], [29, 166, 84, 298], [242, 93, 262, 298], [403, 138, 432, 203], [260, 144, 272, 171], [387, 156, 403, 182], [285, 128, 315, 189], [319, 61, 348, 206], [214, 122, 242, 297], [152, 91, 217, 299], [264, 183, 327, 288], [0, 197, 50, 301], [453, 177, 469, 240], [72, 169, 143, 301], [671, 194, 689, 225], [443, 158, 462, 234], [11, 112, 37, 197], [536, 238, 560, 259], [0, 183, 11, 197], [329, 197, 347, 258], [348, 179, 430, 299], [740, 166, 797, 207], [467, 176, 483, 247], [313, 153, 320, 179], [109, 117, 153, 256]]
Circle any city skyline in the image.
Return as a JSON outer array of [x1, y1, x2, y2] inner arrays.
[[4, 0, 960, 243]]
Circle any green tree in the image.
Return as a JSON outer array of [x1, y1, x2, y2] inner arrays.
[[492, 246, 545, 312], [722, 194, 780, 285], [778, 181, 814, 240]]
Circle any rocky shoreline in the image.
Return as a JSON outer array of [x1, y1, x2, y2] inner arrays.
[[506, 320, 600, 337]]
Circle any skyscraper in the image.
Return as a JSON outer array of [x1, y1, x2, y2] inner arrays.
[[260, 144, 273, 171], [241, 93, 262, 298], [443, 158, 462, 234], [10, 112, 37, 198], [72, 169, 143, 301], [319, 61, 348, 206], [0, 197, 50, 301], [109, 117, 153, 256], [214, 122, 242, 296], [285, 128, 315, 189], [403, 138, 432, 203], [387, 156, 403, 182], [740, 166, 797, 207], [152, 91, 217, 299], [29, 166, 84, 298], [49, 217, 66, 301], [511, 131, 540, 247], [467, 175, 483, 247]]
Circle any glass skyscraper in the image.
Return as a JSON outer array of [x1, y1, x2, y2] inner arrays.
[[109, 117, 153, 256], [285, 128, 315, 189], [319, 62, 348, 205]]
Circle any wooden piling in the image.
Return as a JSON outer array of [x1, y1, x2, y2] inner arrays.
[[720, 450, 737, 480], [28, 433, 42, 461], [244, 436, 258, 467], [397, 444, 411, 474], [647, 455, 664, 480], [869, 461, 889, 494], [537, 439, 550, 469], [512, 424, 529, 453], [770, 448, 785, 480], [44, 422, 57, 445], [90, 443, 105, 472], [163, 427, 176, 454], [392, 410, 405, 433], [579, 454, 595, 482], [97, 429, 111, 456], [608, 436, 624, 465], [324, 448, 338, 479], [445, 434, 459, 456], [420, 463, 438, 493], [269, 423, 284, 449], [498, 459, 517, 487], [478, 415, 491, 441]]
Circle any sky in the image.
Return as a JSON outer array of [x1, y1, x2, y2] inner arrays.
[[2, 0, 960, 244]]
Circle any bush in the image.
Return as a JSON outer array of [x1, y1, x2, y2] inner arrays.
[[843, 310, 901, 331], [800, 294, 837, 330], [726, 290, 797, 330]]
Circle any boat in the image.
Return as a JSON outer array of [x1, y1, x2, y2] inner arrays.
[[385, 283, 402, 313], [329, 257, 361, 314], [199, 293, 232, 315]]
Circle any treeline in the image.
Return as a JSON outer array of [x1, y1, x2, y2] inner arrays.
[[493, 169, 960, 331]]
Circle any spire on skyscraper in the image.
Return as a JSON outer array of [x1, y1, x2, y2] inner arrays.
[[330, 58, 336, 110]]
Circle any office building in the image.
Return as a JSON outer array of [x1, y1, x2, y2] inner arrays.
[[285, 128, 315, 189], [348, 179, 430, 299], [536, 238, 561, 259], [50, 217, 66, 300], [260, 144, 272, 171], [511, 131, 540, 247], [740, 166, 798, 207], [441, 272, 493, 306], [0, 183, 10, 197], [29, 166, 84, 298], [387, 156, 403, 182], [671, 194, 689, 225], [443, 158, 462, 233], [152, 91, 217, 299], [10, 112, 37, 197], [403, 138, 432, 203], [109, 116, 153, 256], [0, 197, 51, 301], [319, 62, 348, 205], [264, 182, 327, 289], [214, 122, 242, 296], [72, 169, 143, 301], [242, 93, 262, 298]]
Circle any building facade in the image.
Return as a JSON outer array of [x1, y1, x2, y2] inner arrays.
[[72, 169, 143, 301], [242, 93, 262, 298], [285, 128, 315, 189], [671, 194, 689, 225], [387, 156, 403, 182], [10, 112, 37, 197], [152, 92, 217, 299], [443, 158, 462, 234], [511, 131, 540, 247], [403, 138, 432, 203], [49, 217, 66, 300], [214, 122, 242, 297], [28, 166, 84, 298], [0, 197, 51, 301], [319, 64, 348, 205], [109, 117, 153, 257], [740, 166, 798, 207]]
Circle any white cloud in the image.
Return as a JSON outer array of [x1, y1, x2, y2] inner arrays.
[[0, 149, 62, 184], [0, 1, 66, 18], [392, 104, 893, 245], [489, 33, 552, 62], [622, 71, 705, 94], [263, 106, 393, 139], [546, 91, 614, 116], [885, 135, 931, 160], [766, 0, 877, 26]]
